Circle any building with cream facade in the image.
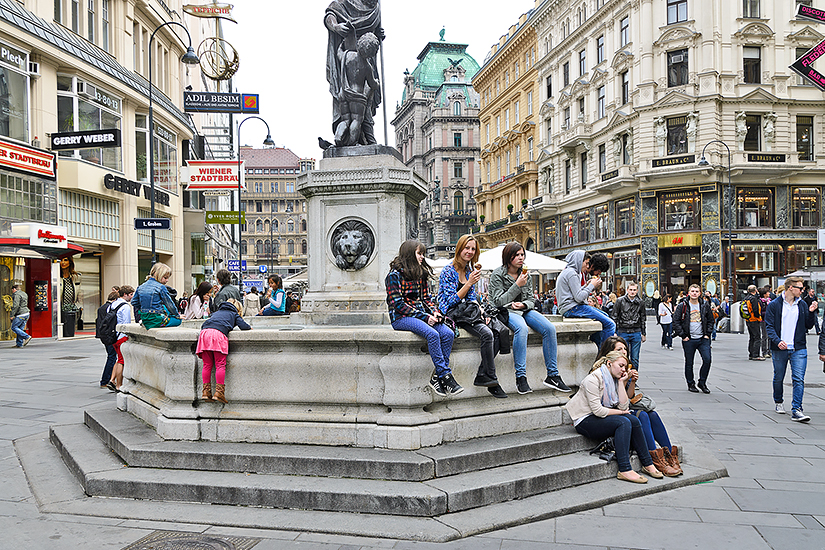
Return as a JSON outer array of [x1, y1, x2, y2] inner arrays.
[[473, 9, 541, 252], [0, 0, 216, 340], [530, 0, 825, 298]]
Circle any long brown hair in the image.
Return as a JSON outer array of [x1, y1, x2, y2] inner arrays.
[[502, 242, 524, 269], [390, 240, 432, 281], [452, 234, 480, 269]]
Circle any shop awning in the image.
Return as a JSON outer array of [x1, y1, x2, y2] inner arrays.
[[0, 238, 83, 259], [0, 223, 83, 259]]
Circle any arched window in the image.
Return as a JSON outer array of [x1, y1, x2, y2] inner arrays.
[[256, 219, 263, 232], [274, 240, 281, 255], [241, 240, 247, 255], [287, 219, 294, 232], [256, 240, 263, 254], [453, 191, 464, 212], [264, 219, 270, 233], [287, 240, 295, 255], [264, 240, 271, 254], [301, 239, 307, 254], [453, 101, 461, 116], [301, 219, 307, 232], [451, 75, 458, 82], [273, 219, 279, 232]]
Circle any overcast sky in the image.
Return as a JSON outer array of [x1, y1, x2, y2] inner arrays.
[[221, 1, 535, 160]]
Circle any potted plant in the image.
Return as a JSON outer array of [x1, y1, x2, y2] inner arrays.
[[479, 215, 485, 223], [468, 218, 476, 226], [522, 198, 529, 208], [507, 204, 514, 213]]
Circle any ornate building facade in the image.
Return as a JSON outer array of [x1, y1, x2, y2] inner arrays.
[[392, 34, 481, 258], [473, 9, 541, 251], [532, 0, 825, 298]]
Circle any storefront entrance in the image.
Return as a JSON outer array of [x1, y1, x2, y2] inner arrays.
[[661, 247, 701, 297]]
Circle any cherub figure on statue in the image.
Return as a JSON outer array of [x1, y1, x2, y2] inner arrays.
[[334, 32, 381, 146]]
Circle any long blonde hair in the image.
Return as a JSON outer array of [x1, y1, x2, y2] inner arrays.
[[591, 350, 628, 373]]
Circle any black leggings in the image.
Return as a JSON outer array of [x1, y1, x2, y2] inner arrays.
[[459, 321, 499, 380]]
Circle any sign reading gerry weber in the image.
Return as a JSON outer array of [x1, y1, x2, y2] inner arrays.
[[103, 173, 170, 206], [50, 129, 121, 151]]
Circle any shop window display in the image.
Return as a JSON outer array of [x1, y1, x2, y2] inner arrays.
[[659, 191, 699, 231], [792, 187, 820, 228], [737, 188, 773, 228], [616, 197, 636, 236]]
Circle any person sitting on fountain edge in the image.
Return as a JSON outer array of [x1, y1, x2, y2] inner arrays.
[[556, 250, 615, 349]]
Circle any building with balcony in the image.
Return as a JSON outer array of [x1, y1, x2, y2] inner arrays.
[[532, 0, 825, 298], [392, 32, 481, 258], [474, 9, 541, 252], [239, 147, 311, 282]]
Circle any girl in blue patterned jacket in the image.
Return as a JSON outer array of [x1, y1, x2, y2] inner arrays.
[[385, 240, 462, 397]]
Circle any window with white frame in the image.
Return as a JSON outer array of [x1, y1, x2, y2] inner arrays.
[[743, 47, 761, 84], [598, 143, 606, 173], [2, 174, 57, 224], [667, 0, 687, 24], [668, 49, 688, 87], [87, 0, 95, 42], [515, 101, 520, 124], [797, 115, 814, 160], [528, 91, 533, 115], [528, 137, 534, 161], [743, 0, 759, 18], [597, 86, 605, 119], [597, 35, 605, 64], [57, 75, 122, 171], [620, 16, 629, 47], [137, 208, 172, 251], [579, 49, 586, 76], [60, 189, 118, 241], [101, 0, 109, 51], [0, 40, 30, 143]]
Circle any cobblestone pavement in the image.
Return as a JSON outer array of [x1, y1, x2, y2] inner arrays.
[[2, 323, 824, 549]]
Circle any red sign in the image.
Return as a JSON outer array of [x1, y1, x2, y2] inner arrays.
[[672, 237, 683, 245], [0, 138, 57, 180], [37, 229, 66, 243], [181, 159, 244, 190]]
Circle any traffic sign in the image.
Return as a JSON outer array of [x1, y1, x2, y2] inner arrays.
[[258, 265, 267, 274], [205, 211, 245, 224], [227, 260, 247, 272], [134, 218, 171, 230]]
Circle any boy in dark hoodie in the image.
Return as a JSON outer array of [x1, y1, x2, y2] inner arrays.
[[556, 250, 615, 348]]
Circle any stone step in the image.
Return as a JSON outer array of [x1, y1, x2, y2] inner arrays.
[[51, 421, 629, 516], [83, 409, 594, 481]]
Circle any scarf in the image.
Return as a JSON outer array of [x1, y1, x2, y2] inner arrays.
[[599, 364, 619, 408]]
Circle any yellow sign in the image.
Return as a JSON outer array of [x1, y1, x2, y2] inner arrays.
[[183, 2, 236, 23], [658, 233, 703, 248]]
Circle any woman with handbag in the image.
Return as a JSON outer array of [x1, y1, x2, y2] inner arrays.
[[487, 242, 570, 395], [386, 240, 462, 397], [438, 235, 507, 399], [596, 336, 682, 476], [565, 350, 663, 483]]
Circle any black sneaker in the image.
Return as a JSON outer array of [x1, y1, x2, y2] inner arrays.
[[698, 383, 711, 394], [688, 384, 700, 393], [440, 374, 464, 396], [473, 373, 499, 387], [429, 372, 446, 397], [543, 375, 572, 393], [488, 385, 508, 398], [516, 376, 533, 394]]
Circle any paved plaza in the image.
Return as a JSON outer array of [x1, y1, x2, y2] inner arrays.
[[2, 322, 825, 549]]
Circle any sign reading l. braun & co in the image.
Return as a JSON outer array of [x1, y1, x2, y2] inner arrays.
[[50, 129, 122, 151], [183, 91, 259, 113], [0, 137, 57, 180]]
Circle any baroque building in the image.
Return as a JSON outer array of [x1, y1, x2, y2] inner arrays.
[[392, 33, 481, 258], [239, 147, 311, 285], [473, 9, 541, 251], [532, 0, 825, 298]]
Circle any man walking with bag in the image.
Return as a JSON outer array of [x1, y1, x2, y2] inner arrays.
[[673, 284, 714, 393]]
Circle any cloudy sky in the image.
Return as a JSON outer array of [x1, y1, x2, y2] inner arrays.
[[221, 1, 535, 160]]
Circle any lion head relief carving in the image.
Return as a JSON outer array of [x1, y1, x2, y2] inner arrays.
[[330, 220, 375, 271]]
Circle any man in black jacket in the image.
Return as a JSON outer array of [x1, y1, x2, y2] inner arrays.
[[745, 285, 765, 361], [672, 284, 715, 393], [612, 281, 646, 370]]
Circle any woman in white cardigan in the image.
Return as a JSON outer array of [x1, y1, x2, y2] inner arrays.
[[565, 350, 662, 484]]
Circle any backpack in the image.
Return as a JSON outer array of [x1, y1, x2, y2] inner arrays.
[[97, 302, 127, 345], [739, 300, 751, 320]]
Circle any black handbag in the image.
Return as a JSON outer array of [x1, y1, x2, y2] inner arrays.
[[446, 300, 483, 326]]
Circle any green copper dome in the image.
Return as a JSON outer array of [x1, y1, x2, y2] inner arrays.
[[410, 41, 480, 90]]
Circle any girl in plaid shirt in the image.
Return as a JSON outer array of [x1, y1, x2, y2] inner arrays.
[[385, 240, 463, 396]]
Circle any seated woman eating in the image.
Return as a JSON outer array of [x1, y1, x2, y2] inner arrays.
[[565, 350, 663, 483]]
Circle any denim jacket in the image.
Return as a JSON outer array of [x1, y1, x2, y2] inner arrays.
[[131, 277, 179, 321]]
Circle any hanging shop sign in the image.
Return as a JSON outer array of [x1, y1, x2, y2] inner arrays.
[[183, 91, 259, 113], [183, 3, 237, 23], [103, 173, 170, 207], [0, 137, 56, 180], [790, 5, 825, 90], [11, 223, 68, 249], [181, 160, 245, 190], [49, 129, 121, 151]]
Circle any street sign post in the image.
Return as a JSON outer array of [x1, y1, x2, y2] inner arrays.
[[258, 265, 267, 274], [205, 211, 245, 224], [227, 260, 247, 272], [134, 218, 171, 230]]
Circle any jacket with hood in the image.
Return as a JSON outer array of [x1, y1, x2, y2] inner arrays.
[[200, 301, 251, 337], [556, 251, 596, 315]]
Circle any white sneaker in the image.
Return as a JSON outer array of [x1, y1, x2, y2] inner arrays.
[[775, 403, 785, 414]]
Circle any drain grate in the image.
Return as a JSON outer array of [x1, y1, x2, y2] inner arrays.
[[51, 356, 89, 361], [121, 531, 260, 550]]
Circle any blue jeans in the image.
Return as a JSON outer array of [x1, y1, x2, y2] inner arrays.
[[507, 310, 558, 378], [575, 413, 654, 472], [772, 348, 807, 412], [392, 316, 455, 378], [633, 410, 672, 451], [563, 304, 616, 349], [101, 343, 117, 386], [11, 315, 29, 346], [618, 331, 642, 371], [681, 337, 711, 386]]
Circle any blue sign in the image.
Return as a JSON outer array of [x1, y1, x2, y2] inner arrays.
[[258, 265, 267, 274], [227, 260, 247, 272], [243, 279, 264, 292], [134, 218, 171, 230]]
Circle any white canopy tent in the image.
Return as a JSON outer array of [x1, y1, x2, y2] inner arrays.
[[476, 246, 566, 274]]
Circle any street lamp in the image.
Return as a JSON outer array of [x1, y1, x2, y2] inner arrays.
[[148, 22, 199, 264], [697, 140, 734, 303], [237, 116, 275, 292]]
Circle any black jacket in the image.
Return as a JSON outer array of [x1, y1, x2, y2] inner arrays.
[[765, 296, 815, 352], [672, 299, 715, 339], [612, 295, 646, 335], [201, 301, 251, 336]]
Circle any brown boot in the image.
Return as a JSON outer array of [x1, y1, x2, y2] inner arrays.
[[666, 446, 683, 475], [201, 382, 213, 401], [650, 448, 680, 477], [214, 383, 228, 404]]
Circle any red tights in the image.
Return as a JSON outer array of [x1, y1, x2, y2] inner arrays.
[[201, 350, 227, 385]]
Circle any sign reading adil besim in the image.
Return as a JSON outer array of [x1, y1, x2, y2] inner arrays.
[[181, 159, 245, 190], [0, 137, 57, 180]]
